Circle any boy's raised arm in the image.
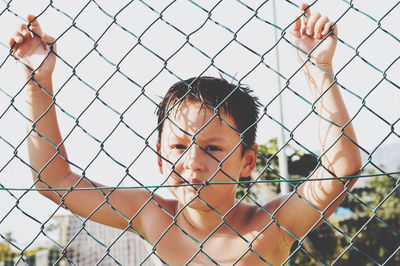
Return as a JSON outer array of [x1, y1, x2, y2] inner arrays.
[[10, 15, 167, 237], [269, 4, 362, 245], [10, 14, 69, 201]]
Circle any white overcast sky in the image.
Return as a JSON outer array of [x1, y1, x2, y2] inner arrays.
[[0, 0, 399, 247]]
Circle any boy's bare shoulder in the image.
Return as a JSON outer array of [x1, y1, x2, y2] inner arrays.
[[236, 195, 287, 220], [138, 191, 177, 217], [233, 199, 279, 229], [131, 192, 177, 239], [230, 200, 291, 252]]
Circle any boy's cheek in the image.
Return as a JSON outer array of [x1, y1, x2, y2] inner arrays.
[[162, 165, 181, 183], [162, 165, 173, 178], [218, 153, 242, 172]]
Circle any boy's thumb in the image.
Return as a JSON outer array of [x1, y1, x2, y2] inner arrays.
[[42, 33, 55, 43], [42, 34, 57, 52], [26, 14, 36, 23]]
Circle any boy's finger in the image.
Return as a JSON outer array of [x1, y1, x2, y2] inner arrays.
[[42, 33, 57, 52], [300, 3, 311, 18], [322, 21, 338, 36], [321, 21, 332, 37], [9, 36, 16, 49], [42, 33, 55, 44], [292, 14, 301, 32], [314, 16, 329, 39], [331, 23, 338, 36], [27, 14, 43, 36], [19, 24, 31, 38], [299, 3, 310, 34], [13, 32, 24, 44], [306, 12, 321, 36]]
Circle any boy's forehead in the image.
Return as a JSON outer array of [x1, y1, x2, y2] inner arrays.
[[163, 101, 238, 138]]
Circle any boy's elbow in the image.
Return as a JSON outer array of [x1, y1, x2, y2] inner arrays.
[[33, 170, 73, 204], [322, 151, 362, 184], [35, 185, 62, 205], [35, 183, 63, 204], [332, 154, 362, 187], [345, 151, 362, 177]]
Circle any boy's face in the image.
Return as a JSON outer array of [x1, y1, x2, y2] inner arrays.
[[157, 101, 257, 210]]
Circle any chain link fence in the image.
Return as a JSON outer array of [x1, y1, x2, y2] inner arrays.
[[0, 0, 399, 265]]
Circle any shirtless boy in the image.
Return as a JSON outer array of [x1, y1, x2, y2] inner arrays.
[[10, 4, 361, 265]]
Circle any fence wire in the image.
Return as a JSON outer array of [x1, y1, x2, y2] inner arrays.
[[0, 0, 399, 265]]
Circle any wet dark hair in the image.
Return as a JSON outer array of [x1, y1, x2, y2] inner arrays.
[[156, 76, 259, 156]]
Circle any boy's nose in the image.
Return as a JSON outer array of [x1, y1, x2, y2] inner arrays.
[[183, 144, 206, 172]]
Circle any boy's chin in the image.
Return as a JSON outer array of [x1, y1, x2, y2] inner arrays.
[[180, 197, 211, 211], [169, 187, 212, 209]]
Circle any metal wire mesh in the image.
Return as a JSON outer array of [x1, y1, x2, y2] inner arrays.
[[0, 0, 399, 265]]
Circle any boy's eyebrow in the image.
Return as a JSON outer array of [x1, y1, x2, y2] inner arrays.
[[168, 129, 230, 145], [194, 135, 229, 145], [203, 136, 226, 142], [168, 133, 227, 144]]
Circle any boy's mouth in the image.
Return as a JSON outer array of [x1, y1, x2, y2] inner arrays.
[[170, 174, 209, 191], [183, 177, 207, 191]]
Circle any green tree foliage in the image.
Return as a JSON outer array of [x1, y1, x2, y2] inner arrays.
[[334, 172, 400, 265], [0, 232, 47, 264], [0, 240, 16, 262], [236, 138, 318, 201], [236, 139, 400, 265], [289, 172, 400, 265]]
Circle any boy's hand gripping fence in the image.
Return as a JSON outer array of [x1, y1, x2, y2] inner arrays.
[[0, 0, 399, 265]]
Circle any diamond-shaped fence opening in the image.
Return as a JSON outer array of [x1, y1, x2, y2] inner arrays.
[[0, 0, 399, 265]]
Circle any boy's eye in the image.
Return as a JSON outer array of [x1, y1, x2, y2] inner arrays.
[[205, 145, 221, 152], [171, 144, 187, 150]]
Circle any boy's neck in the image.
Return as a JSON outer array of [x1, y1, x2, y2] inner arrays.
[[176, 199, 240, 236]]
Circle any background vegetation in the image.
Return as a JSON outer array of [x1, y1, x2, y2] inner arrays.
[[237, 138, 400, 265]]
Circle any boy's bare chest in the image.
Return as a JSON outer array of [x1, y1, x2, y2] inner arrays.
[[146, 225, 289, 265]]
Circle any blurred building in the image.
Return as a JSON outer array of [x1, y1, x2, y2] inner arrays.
[[2, 215, 157, 266], [56, 215, 155, 265]]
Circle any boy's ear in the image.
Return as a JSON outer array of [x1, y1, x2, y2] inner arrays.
[[240, 143, 258, 178], [156, 143, 163, 175]]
